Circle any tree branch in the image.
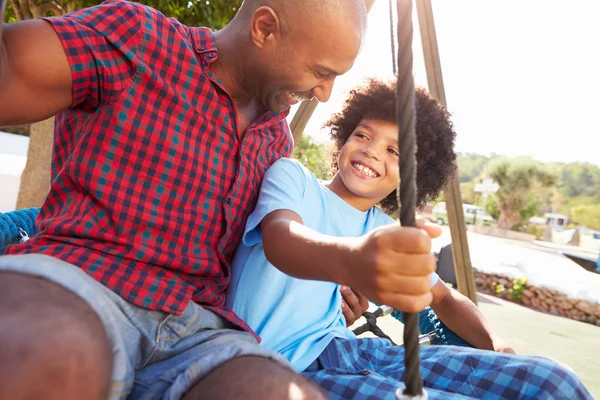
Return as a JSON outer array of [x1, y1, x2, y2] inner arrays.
[[8, 0, 24, 20], [16, 0, 32, 19], [38, 0, 64, 16], [27, 0, 40, 18]]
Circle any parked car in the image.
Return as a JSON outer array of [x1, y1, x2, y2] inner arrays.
[[431, 202, 495, 226]]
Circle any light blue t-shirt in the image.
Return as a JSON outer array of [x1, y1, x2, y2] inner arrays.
[[227, 158, 439, 372]]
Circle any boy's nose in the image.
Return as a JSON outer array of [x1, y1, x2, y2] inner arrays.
[[362, 146, 381, 160]]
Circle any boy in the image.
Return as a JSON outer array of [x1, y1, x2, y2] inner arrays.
[[227, 78, 592, 399]]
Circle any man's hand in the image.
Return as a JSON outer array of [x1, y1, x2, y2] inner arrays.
[[341, 286, 368, 326]]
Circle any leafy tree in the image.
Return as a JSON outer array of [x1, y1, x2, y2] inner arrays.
[[459, 181, 478, 205], [4, 0, 242, 28], [570, 204, 600, 231], [456, 152, 489, 183], [487, 157, 557, 229], [291, 135, 330, 181], [555, 162, 600, 202], [485, 195, 500, 220]]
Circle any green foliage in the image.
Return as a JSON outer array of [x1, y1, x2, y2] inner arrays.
[[486, 157, 557, 228], [141, 0, 242, 28], [485, 195, 500, 219], [457, 153, 600, 230], [5, 0, 242, 28], [508, 276, 528, 303], [520, 195, 539, 222], [456, 153, 491, 183], [570, 204, 600, 231], [4, 1, 18, 22], [291, 135, 330, 181], [555, 162, 600, 202], [459, 181, 478, 205], [491, 276, 528, 303], [493, 282, 505, 295]]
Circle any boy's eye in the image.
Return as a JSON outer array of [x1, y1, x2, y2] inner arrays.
[[354, 132, 368, 140], [388, 148, 399, 156]]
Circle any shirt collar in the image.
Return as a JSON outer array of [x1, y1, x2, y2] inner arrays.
[[191, 27, 218, 64]]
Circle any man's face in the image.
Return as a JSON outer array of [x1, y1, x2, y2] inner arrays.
[[336, 119, 400, 205], [255, 15, 363, 114]]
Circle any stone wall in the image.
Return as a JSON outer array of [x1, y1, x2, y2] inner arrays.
[[474, 270, 600, 327]]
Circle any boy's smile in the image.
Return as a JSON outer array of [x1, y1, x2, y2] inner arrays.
[[327, 119, 400, 211], [350, 160, 380, 179]]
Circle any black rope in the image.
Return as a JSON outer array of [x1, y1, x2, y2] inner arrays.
[[352, 308, 397, 345], [396, 0, 423, 396]]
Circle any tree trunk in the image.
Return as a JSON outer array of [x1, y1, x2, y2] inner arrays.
[[16, 117, 54, 209], [497, 207, 521, 230]]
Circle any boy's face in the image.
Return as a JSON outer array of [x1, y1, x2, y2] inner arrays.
[[334, 119, 400, 209]]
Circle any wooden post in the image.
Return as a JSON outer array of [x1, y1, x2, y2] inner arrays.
[[17, 117, 53, 209], [290, 98, 319, 143], [289, 0, 376, 142], [416, 0, 478, 304]]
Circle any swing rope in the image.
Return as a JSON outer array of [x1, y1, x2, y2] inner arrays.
[[351, 1, 424, 397], [395, 0, 424, 396]]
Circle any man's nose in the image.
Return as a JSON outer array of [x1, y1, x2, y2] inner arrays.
[[312, 78, 335, 103]]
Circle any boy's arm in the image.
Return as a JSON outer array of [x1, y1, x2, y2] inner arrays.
[[429, 280, 516, 353], [261, 209, 436, 313], [0, 4, 72, 125]]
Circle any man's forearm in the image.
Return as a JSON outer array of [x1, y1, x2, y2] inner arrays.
[[262, 217, 355, 285]]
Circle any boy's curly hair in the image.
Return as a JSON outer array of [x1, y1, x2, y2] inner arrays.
[[326, 77, 456, 214]]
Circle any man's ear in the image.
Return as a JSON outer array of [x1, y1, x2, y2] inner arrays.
[[250, 6, 281, 49]]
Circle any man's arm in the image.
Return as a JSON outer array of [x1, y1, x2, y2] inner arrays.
[[260, 209, 436, 313], [429, 280, 516, 353], [0, 7, 72, 126]]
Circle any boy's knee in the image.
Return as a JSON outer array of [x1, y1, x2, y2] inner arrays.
[[0, 272, 111, 399]]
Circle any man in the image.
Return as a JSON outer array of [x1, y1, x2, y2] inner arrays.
[[0, 0, 380, 398]]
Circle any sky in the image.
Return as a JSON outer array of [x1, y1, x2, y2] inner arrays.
[[287, 0, 600, 166]]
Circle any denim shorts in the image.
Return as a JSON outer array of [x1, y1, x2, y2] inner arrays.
[[0, 254, 292, 400]]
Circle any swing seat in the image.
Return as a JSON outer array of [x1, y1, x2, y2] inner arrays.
[[0, 208, 472, 347]]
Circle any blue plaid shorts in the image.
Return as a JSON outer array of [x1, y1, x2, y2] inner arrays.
[[303, 337, 592, 399]]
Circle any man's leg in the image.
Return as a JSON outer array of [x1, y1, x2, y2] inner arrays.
[[131, 301, 325, 400], [183, 356, 326, 400], [0, 272, 112, 400]]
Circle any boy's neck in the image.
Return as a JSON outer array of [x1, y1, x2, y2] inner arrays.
[[325, 174, 381, 212]]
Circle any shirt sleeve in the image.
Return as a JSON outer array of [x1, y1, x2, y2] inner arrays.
[[42, 0, 141, 110], [243, 158, 307, 247]]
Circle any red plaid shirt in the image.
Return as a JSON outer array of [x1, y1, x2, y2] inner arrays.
[[3, 0, 292, 333]]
